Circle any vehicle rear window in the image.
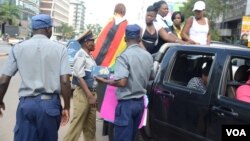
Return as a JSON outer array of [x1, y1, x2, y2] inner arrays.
[[165, 52, 215, 93], [223, 56, 250, 104]]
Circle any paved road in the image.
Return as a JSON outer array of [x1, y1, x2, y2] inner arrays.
[[0, 44, 11, 56], [0, 46, 109, 141]]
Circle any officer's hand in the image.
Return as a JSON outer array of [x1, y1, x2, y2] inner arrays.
[[0, 101, 5, 118], [88, 94, 97, 105], [60, 109, 70, 126], [95, 76, 106, 83]]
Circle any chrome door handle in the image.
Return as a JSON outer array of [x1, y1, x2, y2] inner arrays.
[[212, 106, 238, 117]]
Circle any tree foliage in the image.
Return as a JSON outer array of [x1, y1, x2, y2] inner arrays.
[[85, 24, 102, 37], [0, 0, 20, 25], [179, 0, 226, 40], [57, 23, 75, 40]]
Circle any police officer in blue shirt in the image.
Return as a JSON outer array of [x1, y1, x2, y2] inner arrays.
[[96, 24, 153, 141], [0, 14, 72, 141]]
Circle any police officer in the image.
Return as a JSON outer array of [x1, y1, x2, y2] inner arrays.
[[0, 14, 72, 141], [64, 30, 98, 141], [95, 24, 153, 141]]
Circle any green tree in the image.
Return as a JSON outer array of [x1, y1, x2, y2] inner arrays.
[[0, 0, 20, 25], [56, 23, 75, 40], [85, 24, 102, 37], [179, 0, 226, 41]]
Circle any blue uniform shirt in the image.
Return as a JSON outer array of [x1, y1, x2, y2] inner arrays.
[[114, 44, 153, 100], [1, 34, 71, 97]]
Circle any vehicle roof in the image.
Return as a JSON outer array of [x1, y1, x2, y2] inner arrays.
[[175, 43, 250, 52]]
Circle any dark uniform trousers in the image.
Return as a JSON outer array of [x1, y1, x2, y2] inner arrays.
[[114, 97, 144, 141], [14, 94, 61, 141]]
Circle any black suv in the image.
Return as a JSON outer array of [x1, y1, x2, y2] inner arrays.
[[141, 43, 250, 141]]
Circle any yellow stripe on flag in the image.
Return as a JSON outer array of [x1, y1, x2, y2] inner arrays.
[[109, 35, 126, 67]]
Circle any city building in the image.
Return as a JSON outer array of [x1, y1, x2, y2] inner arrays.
[[0, 0, 39, 37], [40, 0, 70, 39], [219, 0, 250, 44], [16, 0, 40, 37], [0, 0, 5, 4], [16, 0, 39, 21], [68, 0, 85, 36]]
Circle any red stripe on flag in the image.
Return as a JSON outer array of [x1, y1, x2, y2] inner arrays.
[[92, 19, 115, 59], [100, 20, 128, 66]]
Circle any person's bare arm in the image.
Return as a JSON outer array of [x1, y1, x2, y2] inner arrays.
[[0, 75, 11, 117], [60, 74, 72, 126], [158, 28, 186, 44], [207, 19, 211, 45], [181, 17, 197, 44], [139, 27, 147, 50], [60, 75, 71, 109], [95, 77, 128, 88]]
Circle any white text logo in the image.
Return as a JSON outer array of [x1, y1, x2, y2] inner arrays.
[[226, 129, 246, 136]]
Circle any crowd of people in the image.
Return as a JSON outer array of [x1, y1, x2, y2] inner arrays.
[[138, 0, 211, 55], [67, 1, 211, 141], [2, 1, 249, 141]]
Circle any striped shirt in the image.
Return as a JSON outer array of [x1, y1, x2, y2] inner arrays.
[[187, 77, 206, 92]]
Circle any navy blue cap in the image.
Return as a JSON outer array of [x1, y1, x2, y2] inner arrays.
[[125, 24, 141, 39], [32, 14, 53, 29]]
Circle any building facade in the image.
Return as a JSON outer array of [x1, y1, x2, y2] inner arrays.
[[69, 0, 85, 36], [40, 0, 70, 39], [16, 0, 40, 37], [219, 0, 249, 44], [1, 0, 40, 37], [16, 0, 40, 21]]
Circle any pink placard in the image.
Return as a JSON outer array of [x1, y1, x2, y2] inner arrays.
[[100, 85, 117, 122], [100, 85, 148, 128], [139, 108, 147, 129]]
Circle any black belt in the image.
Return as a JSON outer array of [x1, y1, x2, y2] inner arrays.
[[89, 87, 97, 92], [118, 97, 143, 102], [21, 93, 58, 100]]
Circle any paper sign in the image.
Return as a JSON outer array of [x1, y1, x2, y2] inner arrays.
[[100, 85, 148, 129], [91, 66, 110, 78], [99, 85, 117, 122]]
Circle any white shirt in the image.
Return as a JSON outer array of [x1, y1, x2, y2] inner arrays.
[[73, 48, 96, 77], [189, 17, 209, 45], [156, 14, 172, 28], [72, 48, 98, 88], [114, 16, 126, 25]]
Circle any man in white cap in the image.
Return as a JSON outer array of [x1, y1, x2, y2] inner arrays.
[[64, 29, 98, 141], [181, 1, 211, 45], [0, 14, 72, 141]]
